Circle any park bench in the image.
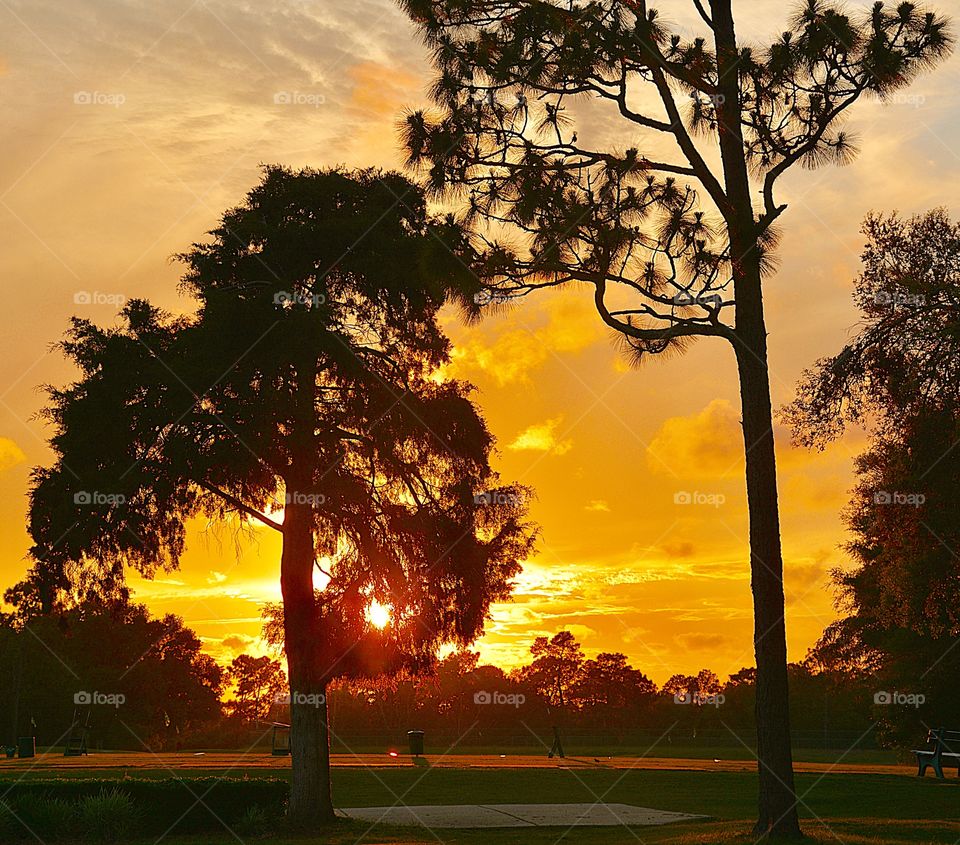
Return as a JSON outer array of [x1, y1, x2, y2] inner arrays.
[[914, 728, 960, 778]]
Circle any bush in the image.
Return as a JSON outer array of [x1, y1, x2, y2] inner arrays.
[[77, 788, 140, 843], [10, 792, 77, 840], [235, 804, 276, 836], [0, 778, 287, 839]]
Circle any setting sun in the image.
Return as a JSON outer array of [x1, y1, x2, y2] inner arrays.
[[367, 601, 391, 629]]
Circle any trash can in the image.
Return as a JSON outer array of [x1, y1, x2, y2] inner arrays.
[[407, 730, 424, 757], [17, 737, 35, 759]]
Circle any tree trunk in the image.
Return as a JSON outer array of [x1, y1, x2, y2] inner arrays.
[[288, 679, 333, 827], [281, 499, 335, 828], [709, 0, 802, 836], [735, 332, 802, 840]]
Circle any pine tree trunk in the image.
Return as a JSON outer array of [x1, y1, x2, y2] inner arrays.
[[708, 0, 802, 835], [735, 332, 802, 840], [281, 499, 335, 829]]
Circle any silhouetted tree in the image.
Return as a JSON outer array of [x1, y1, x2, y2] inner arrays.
[[786, 209, 960, 439], [787, 209, 960, 745], [0, 597, 221, 750], [398, 1, 951, 834], [26, 167, 534, 827], [226, 654, 287, 724], [520, 630, 585, 707], [574, 652, 656, 708], [663, 668, 722, 702]]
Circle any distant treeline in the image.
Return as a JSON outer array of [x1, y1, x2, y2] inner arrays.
[[0, 600, 918, 753]]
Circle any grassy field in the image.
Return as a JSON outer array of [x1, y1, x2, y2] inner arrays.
[[3, 761, 960, 843], [163, 819, 960, 845]]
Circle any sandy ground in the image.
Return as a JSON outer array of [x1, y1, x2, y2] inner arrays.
[[0, 751, 918, 777]]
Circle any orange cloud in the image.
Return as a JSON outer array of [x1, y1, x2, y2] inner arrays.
[[585, 500, 610, 512], [0, 438, 26, 473], [508, 417, 573, 455], [443, 290, 605, 385], [647, 399, 743, 479], [348, 61, 420, 119]]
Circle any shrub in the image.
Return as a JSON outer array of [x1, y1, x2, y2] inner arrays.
[[77, 788, 140, 843], [10, 792, 77, 840], [0, 799, 20, 840], [235, 804, 275, 836], [0, 778, 287, 838]]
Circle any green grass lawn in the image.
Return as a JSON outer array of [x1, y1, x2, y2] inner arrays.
[[165, 818, 960, 845], [4, 765, 960, 843]]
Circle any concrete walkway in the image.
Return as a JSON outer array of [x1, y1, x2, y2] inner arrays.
[[338, 803, 705, 828]]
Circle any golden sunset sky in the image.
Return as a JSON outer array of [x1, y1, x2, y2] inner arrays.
[[1, 0, 959, 684]]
